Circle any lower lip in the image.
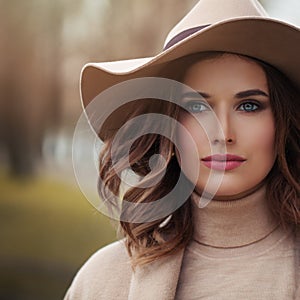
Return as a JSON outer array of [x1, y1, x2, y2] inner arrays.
[[202, 160, 245, 171]]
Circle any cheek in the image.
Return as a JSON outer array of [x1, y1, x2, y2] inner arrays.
[[241, 115, 276, 168], [257, 130, 276, 156], [176, 115, 209, 182], [252, 119, 275, 152], [176, 115, 208, 157]]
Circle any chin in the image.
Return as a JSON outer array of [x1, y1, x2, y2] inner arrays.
[[199, 181, 254, 198], [194, 173, 269, 198], [195, 185, 243, 198], [214, 186, 244, 196], [203, 179, 265, 199]]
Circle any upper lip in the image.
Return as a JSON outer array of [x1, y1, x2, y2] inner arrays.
[[202, 154, 246, 162]]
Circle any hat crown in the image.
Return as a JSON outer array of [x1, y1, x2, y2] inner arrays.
[[164, 0, 268, 48]]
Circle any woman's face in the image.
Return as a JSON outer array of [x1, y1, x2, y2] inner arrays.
[[176, 54, 276, 197]]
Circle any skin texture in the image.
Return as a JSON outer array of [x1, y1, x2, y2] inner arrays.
[[176, 54, 277, 197]]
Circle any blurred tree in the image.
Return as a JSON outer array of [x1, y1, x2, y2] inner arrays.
[[0, 0, 83, 176]]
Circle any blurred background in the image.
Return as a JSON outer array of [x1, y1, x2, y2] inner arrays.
[[0, 0, 299, 299]]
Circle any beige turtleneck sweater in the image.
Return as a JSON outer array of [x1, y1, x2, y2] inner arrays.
[[175, 185, 296, 299]]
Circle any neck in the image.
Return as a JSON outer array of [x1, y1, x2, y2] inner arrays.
[[191, 183, 279, 248]]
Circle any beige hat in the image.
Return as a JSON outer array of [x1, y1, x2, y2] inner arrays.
[[81, 0, 300, 138]]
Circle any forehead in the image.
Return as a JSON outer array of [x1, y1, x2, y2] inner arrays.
[[182, 54, 268, 93]]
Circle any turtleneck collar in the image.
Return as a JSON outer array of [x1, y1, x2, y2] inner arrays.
[[191, 184, 279, 248]]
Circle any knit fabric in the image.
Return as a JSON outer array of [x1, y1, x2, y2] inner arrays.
[[175, 185, 296, 299]]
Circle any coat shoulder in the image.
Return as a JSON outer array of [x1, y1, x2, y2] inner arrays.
[[64, 240, 132, 300]]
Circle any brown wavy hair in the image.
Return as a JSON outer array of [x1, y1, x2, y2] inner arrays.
[[98, 52, 300, 268]]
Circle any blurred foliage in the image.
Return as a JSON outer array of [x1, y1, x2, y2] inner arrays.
[[0, 172, 116, 299]]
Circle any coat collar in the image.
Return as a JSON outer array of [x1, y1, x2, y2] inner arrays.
[[128, 248, 185, 300]]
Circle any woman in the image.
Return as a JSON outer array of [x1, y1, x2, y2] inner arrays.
[[66, 0, 300, 299]]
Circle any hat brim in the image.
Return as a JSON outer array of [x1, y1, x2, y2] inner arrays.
[[81, 17, 300, 140], [81, 17, 300, 106]]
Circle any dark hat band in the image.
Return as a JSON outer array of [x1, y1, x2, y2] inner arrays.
[[163, 24, 210, 50]]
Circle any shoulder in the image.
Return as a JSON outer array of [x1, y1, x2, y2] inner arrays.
[[79, 239, 130, 270], [64, 240, 132, 300]]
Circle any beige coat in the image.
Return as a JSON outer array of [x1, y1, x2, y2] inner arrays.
[[64, 240, 184, 300], [65, 227, 300, 300]]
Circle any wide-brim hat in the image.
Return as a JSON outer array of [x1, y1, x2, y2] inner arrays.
[[81, 0, 300, 140]]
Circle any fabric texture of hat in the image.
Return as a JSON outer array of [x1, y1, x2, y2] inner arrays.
[[80, 0, 300, 139]]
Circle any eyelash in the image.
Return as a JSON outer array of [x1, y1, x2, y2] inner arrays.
[[185, 101, 209, 113], [238, 101, 261, 112], [184, 100, 263, 113]]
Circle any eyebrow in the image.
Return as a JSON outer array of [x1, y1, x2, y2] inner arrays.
[[181, 89, 269, 100], [181, 91, 210, 99], [235, 89, 269, 99]]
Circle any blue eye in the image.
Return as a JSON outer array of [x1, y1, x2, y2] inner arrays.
[[239, 102, 260, 112], [185, 101, 210, 113]]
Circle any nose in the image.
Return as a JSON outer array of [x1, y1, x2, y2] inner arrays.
[[212, 111, 236, 145]]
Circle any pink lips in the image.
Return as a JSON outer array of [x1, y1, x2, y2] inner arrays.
[[201, 154, 246, 171]]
